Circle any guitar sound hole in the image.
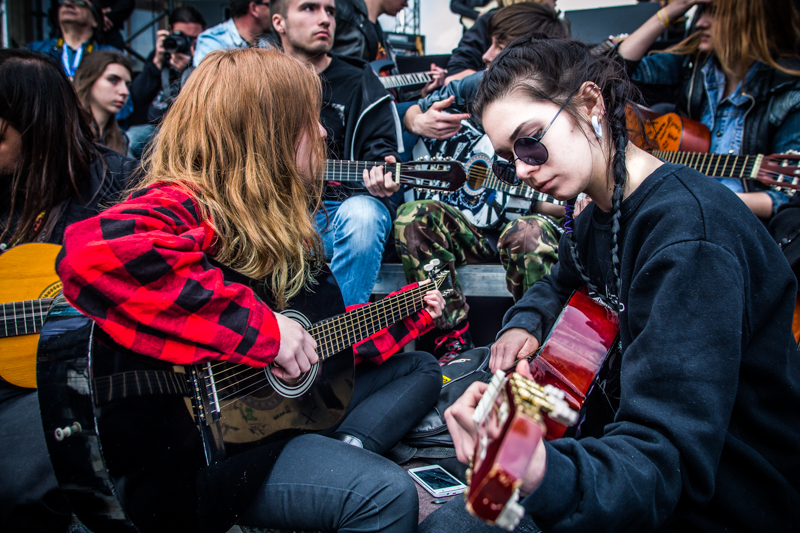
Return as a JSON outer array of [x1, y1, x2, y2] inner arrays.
[[265, 362, 320, 398], [467, 165, 488, 191]]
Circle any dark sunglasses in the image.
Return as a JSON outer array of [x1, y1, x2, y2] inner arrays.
[[59, 0, 91, 6], [491, 92, 575, 186]]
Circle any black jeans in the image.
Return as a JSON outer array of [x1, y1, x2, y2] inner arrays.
[[419, 497, 542, 533], [0, 388, 71, 532], [239, 350, 442, 532]]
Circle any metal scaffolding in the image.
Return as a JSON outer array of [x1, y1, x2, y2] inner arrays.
[[0, 0, 8, 48], [394, 0, 421, 35]]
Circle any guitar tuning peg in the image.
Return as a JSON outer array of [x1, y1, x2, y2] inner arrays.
[[422, 259, 441, 272]]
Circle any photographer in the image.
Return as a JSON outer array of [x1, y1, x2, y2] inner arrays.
[[127, 6, 206, 127]]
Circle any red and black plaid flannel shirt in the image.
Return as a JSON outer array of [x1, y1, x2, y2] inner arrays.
[[57, 183, 433, 368]]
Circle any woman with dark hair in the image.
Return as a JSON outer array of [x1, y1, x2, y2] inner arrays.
[[73, 50, 133, 155], [430, 36, 800, 532], [0, 48, 136, 532], [618, 0, 800, 220]]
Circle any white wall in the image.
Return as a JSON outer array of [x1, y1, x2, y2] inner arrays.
[[381, 0, 638, 55]]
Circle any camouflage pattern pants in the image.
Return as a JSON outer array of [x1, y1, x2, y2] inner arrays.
[[394, 199, 561, 329]]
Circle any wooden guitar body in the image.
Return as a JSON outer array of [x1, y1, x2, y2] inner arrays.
[[627, 107, 800, 193], [464, 288, 619, 530], [528, 288, 620, 439], [627, 106, 711, 153], [0, 243, 62, 388]]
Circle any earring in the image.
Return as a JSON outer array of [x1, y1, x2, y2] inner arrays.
[[592, 115, 603, 139]]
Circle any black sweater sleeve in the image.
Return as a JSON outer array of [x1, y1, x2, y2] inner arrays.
[[446, 11, 493, 76]]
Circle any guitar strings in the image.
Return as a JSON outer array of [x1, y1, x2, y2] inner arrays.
[[205, 283, 430, 374], [200, 280, 439, 407]]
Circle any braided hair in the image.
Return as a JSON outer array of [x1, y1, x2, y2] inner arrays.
[[473, 37, 642, 310]]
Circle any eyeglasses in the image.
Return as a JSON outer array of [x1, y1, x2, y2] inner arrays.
[[59, 0, 91, 7], [491, 92, 575, 187]]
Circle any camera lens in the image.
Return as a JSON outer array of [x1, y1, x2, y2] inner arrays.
[[163, 32, 190, 55]]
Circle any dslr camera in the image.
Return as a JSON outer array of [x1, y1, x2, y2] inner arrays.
[[163, 31, 194, 55]]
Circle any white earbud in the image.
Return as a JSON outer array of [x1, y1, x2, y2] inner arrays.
[[592, 115, 603, 139]]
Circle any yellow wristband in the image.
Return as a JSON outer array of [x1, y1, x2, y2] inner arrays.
[[657, 9, 671, 29]]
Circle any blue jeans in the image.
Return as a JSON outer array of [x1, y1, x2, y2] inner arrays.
[[240, 351, 442, 532], [315, 196, 392, 306]]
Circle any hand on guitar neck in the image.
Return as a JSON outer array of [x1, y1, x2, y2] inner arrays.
[[271, 282, 445, 380], [363, 155, 402, 197], [421, 64, 447, 97]]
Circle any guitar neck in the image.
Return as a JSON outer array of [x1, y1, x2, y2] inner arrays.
[[653, 151, 761, 181], [466, 164, 563, 204], [323, 160, 399, 184], [379, 72, 432, 90], [308, 283, 430, 360], [0, 298, 55, 339]]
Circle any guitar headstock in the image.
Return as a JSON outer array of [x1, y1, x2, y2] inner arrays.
[[423, 258, 454, 299], [465, 370, 578, 530], [396, 157, 467, 192], [760, 152, 800, 193]]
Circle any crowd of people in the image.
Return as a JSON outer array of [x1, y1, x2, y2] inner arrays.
[[2, 0, 800, 531]]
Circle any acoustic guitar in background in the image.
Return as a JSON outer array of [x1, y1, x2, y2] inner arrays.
[[0, 243, 62, 388], [628, 106, 800, 194]]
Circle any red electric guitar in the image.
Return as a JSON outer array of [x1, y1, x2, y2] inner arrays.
[[465, 287, 620, 530]]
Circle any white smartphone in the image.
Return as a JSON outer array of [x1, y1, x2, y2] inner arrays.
[[408, 464, 467, 498]]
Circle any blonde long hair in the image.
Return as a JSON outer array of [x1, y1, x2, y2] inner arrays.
[[663, 0, 800, 78], [138, 48, 325, 309]]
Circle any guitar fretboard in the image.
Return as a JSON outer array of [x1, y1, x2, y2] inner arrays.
[[323, 160, 399, 183], [308, 282, 430, 360], [0, 298, 55, 339], [653, 151, 761, 179], [379, 72, 432, 90]]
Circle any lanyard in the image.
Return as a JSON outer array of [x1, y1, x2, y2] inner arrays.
[[61, 42, 84, 78]]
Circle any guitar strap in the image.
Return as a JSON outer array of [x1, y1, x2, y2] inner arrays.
[[38, 200, 67, 244]]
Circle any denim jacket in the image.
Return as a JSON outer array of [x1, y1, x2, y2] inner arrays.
[[630, 52, 800, 212]]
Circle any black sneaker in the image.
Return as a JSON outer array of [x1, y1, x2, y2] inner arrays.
[[434, 322, 474, 365]]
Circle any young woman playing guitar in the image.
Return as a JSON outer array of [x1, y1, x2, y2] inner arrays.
[[57, 48, 445, 532], [429, 37, 800, 532], [619, 0, 800, 220]]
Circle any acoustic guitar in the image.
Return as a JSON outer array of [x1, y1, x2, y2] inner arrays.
[[37, 265, 450, 533], [0, 242, 62, 388], [464, 287, 620, 530], [322, 157, 466, 192], [628, 108, 800, 193]]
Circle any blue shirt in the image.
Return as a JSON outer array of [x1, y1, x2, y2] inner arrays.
[[632, 54, 798, 211], [193, 19, 247, 67], [27, 38, 118, 77]]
